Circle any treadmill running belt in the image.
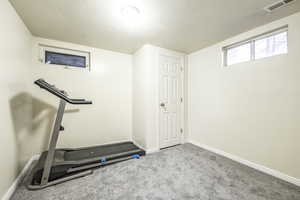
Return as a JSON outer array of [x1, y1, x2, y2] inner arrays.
[[64, 142, 142, 161]]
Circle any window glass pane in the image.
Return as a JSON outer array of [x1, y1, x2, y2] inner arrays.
[[45, 51, 86, 68], [227, 43, 251, 66], [254, 31, 287, 60]]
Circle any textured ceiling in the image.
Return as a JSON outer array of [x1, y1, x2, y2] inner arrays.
[[10, 0, 300, 54]]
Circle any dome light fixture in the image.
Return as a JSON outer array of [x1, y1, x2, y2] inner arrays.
[[121, 5, 140, 20]]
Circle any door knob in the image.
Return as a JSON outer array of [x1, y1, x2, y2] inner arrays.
[[160, 103, 165, 107]]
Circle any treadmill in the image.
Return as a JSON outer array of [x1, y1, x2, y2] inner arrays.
[[27, 79, 145, 190]]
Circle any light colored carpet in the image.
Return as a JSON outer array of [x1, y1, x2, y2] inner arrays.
[[12, 143, 300, 200]]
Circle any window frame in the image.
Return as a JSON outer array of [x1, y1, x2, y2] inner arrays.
[[39, 44, 91, 70], [223, 25, 288, 67]]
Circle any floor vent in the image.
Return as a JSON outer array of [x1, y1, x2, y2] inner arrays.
[[264, 0, 296, 12]]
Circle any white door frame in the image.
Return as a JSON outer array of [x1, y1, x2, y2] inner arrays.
[[156, 48, 186, 149]]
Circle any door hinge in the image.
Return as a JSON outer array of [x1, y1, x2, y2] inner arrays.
[[180, 128, 183, 133], [180, 97, 183, 103], [180, 67, 184, 72]]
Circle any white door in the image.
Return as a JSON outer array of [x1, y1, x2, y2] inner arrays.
[[159, 53, 183, 149]]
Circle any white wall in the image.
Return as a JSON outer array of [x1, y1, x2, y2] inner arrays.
[[31, 38, 133, 151], [188, 12, 300, 179], [132, 45, 158, 150], [132, 46, 149, 149], [0, 0, 32, 198]]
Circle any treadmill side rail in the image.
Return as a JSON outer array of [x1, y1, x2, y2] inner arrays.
[[41, 100, 66, 186], [28, 170, 93, 190]]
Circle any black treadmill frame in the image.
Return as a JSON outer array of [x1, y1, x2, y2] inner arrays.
[[27, 79, 145, 190]]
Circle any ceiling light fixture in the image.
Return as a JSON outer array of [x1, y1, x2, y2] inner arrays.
[[121, 5, 140, 20]]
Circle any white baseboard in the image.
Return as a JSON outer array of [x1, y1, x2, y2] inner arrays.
[[132, 140, 159, 154], [189, 140, 300, 187], [132, 140, 146, 150], [2, 155, 39, 200], [146, 148, 160, 154], [102, 139, 133, 146]]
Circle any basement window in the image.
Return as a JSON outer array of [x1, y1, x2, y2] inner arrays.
[[223, 25, 288, 66], [39, 44, 90, 70]]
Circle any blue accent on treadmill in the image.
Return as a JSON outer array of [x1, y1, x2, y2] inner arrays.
[[101, 158, 107, 163], [132, 154, 140, 159]]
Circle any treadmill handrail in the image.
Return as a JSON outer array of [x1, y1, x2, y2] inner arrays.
[[34, 79, 92, 105]]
